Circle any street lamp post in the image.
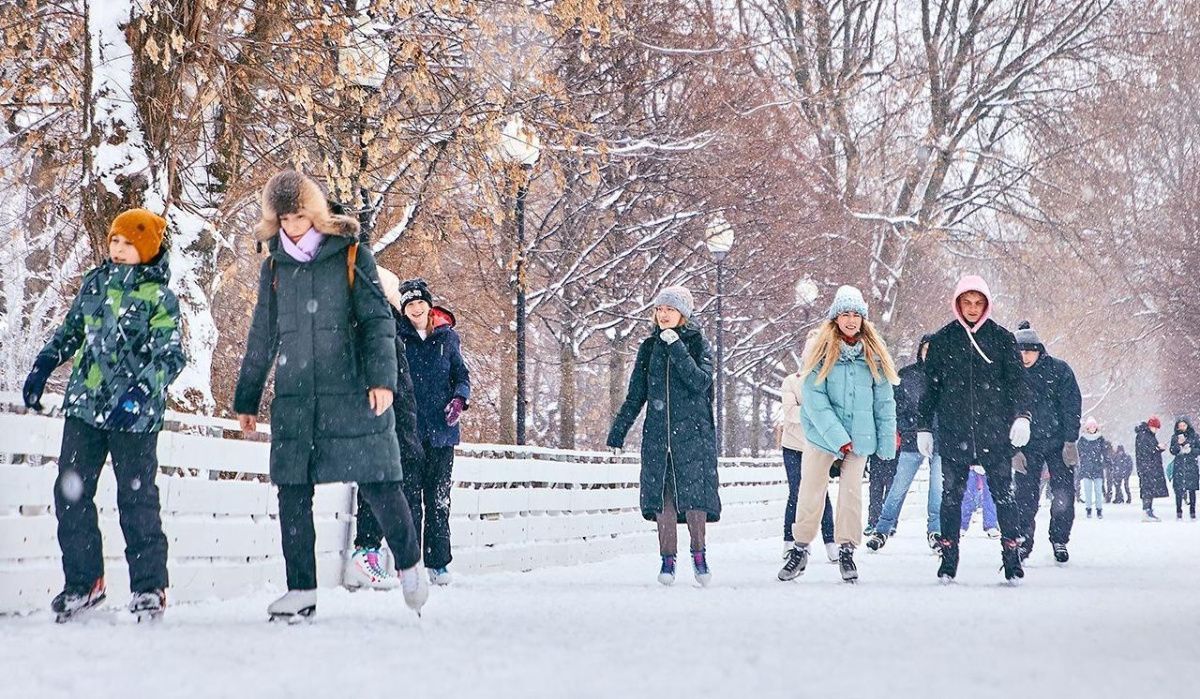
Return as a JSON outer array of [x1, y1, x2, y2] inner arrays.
[[499, 115, 542, 445], [705, 216, 735, 456], [338, 15, 390, 240]]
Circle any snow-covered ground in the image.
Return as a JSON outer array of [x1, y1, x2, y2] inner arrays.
[[4, 501, 1196, 699]]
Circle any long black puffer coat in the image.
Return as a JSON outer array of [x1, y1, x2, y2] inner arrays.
[[607, 323, 721, 523], [1135, 422, 1170, 499], [1169, 417, 1200, 492], [234, 230, 402, 485]]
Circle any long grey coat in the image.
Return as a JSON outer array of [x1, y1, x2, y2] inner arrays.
[[234, 230, 402, 485], [607, 324, 722, 523]]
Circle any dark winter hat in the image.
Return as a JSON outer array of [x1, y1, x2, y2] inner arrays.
[[1014, 320, 1044, 352], [397, 278, 433, 311], [254, 170, 360, 241], [653, 285, 694, 319]]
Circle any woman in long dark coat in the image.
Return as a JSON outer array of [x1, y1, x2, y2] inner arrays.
[[1169, 416, 1199, 520], [1135, 416, 1169, 521], [234, 171, 427, 621], [607, 285, 721, 587]]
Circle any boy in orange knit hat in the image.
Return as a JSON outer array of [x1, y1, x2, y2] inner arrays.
[[23, 207, 186, 622]]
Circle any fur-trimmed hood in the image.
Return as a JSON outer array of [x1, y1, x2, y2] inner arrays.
[[254, 170, 360, 241]]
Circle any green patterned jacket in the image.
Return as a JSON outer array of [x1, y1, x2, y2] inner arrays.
[[35, 251, 187, 432]]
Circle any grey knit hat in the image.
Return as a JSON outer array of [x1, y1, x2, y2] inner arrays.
[[826, 285, 868, 320], [653, 285, 694, 318], [1015, 321, 1043, 351]]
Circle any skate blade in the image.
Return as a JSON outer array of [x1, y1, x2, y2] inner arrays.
[[938, 575, 956, 585], [133, 609, 164, 624], [54, 597, 107, 624], [842, 577, 858, 584], [268, 607, 315, 624]]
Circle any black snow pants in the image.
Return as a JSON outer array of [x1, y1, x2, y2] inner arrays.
[[54, 418, 169, 593], [940, 453, 1020, 545], [1013, 443, 1075, 550], [280, 480, 419, 590]]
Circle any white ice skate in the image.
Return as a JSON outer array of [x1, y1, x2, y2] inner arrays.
[[825, 542, 839, 563], [428, 567, 453, 586], [985, 528, 1001, 539], [268, 589, 316, 624], [344, 548, 401, 591], [400, 565, 429, 615]]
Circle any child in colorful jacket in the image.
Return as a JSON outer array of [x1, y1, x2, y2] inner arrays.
[[23, 208, 186, 622]]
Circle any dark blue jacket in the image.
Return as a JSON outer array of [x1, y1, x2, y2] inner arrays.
[[1076, 434, 1109, 480], [1022, 353, 1082, 451], [397, 307, 471, 448]]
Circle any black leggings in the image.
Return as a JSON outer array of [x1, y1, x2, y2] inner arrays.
[[1176, 489, 1197, 517]]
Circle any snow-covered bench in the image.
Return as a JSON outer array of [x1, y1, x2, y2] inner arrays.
[[0, 395, 787, 613]]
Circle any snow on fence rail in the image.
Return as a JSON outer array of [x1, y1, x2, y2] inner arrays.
[[0, 394, 787, 613]]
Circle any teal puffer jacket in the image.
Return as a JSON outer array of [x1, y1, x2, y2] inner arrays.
[[801, 342, 898, 460]]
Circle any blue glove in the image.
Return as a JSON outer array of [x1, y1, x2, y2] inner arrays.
[[104, 384, 151, 431], [22, 356, 56, 411]]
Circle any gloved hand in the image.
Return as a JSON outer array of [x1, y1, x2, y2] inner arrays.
[[104, 384, 150, 431], [971, 464, 986, 475], [840, 442, 854, 456], [1184, 445, 1193, 455], [1062, 442, 1080, 467], [917, 431, 934, 458], [659, 329, 679, 345], [1010, 417, 1031, 448], [1012, 450, 1028, 475], [444, 397, 466, 427], [22, 356, 56, 411]]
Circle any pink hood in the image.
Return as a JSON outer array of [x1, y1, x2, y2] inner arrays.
[[952, 275, 993, 332]]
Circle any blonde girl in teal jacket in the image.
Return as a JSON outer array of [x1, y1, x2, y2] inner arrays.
[[778, 286, 898, 584]]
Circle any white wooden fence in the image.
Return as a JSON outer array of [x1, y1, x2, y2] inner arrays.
[[0, 395, 787, 613]]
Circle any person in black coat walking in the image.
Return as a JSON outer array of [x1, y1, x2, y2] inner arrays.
[[1011, 321, 1082, 564], [1169, 417, 1199, 520], [1111, 444, 1133, 504], [235, 170, 427, 620], [344, 266, 428, 590], [917, 275, 1032, 583], [375, 277, 472, 586], [608, 285, 721, 587], [1135, 417, 1169, 521]]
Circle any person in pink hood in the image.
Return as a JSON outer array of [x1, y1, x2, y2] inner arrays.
[[916, 275, 1032, 583]]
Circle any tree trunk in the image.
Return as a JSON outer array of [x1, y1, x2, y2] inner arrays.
[[558, 338, 577, 450]]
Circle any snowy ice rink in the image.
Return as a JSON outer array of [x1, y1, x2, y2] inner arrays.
[[5, 501, 1196, 699]]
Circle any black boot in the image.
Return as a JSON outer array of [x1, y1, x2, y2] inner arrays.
[[838, 544, 858, 583], [937, 538, 958, 583], [1052, 543, 1069, 564], [1001, 539, 1025, 583], [777, 544, 809, 582], [865, 532, 888, 551], [51, 578, 107, 623]]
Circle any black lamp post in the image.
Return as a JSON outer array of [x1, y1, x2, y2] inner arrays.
[[499, 115, 542, 445], [339, 15, 390, 240], [705, 215, 735, 456]]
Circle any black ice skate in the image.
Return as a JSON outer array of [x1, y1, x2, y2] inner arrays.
[[1001, 539, 1025, 584], [128, 589, 166, 623], [777, 543, 809, 581], [1052, 543, 1069, 565], [51, 578, 106, 623], [865, 532, 888, 551], [937, 539, 958, 583], [838, 544, 858, 583]]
